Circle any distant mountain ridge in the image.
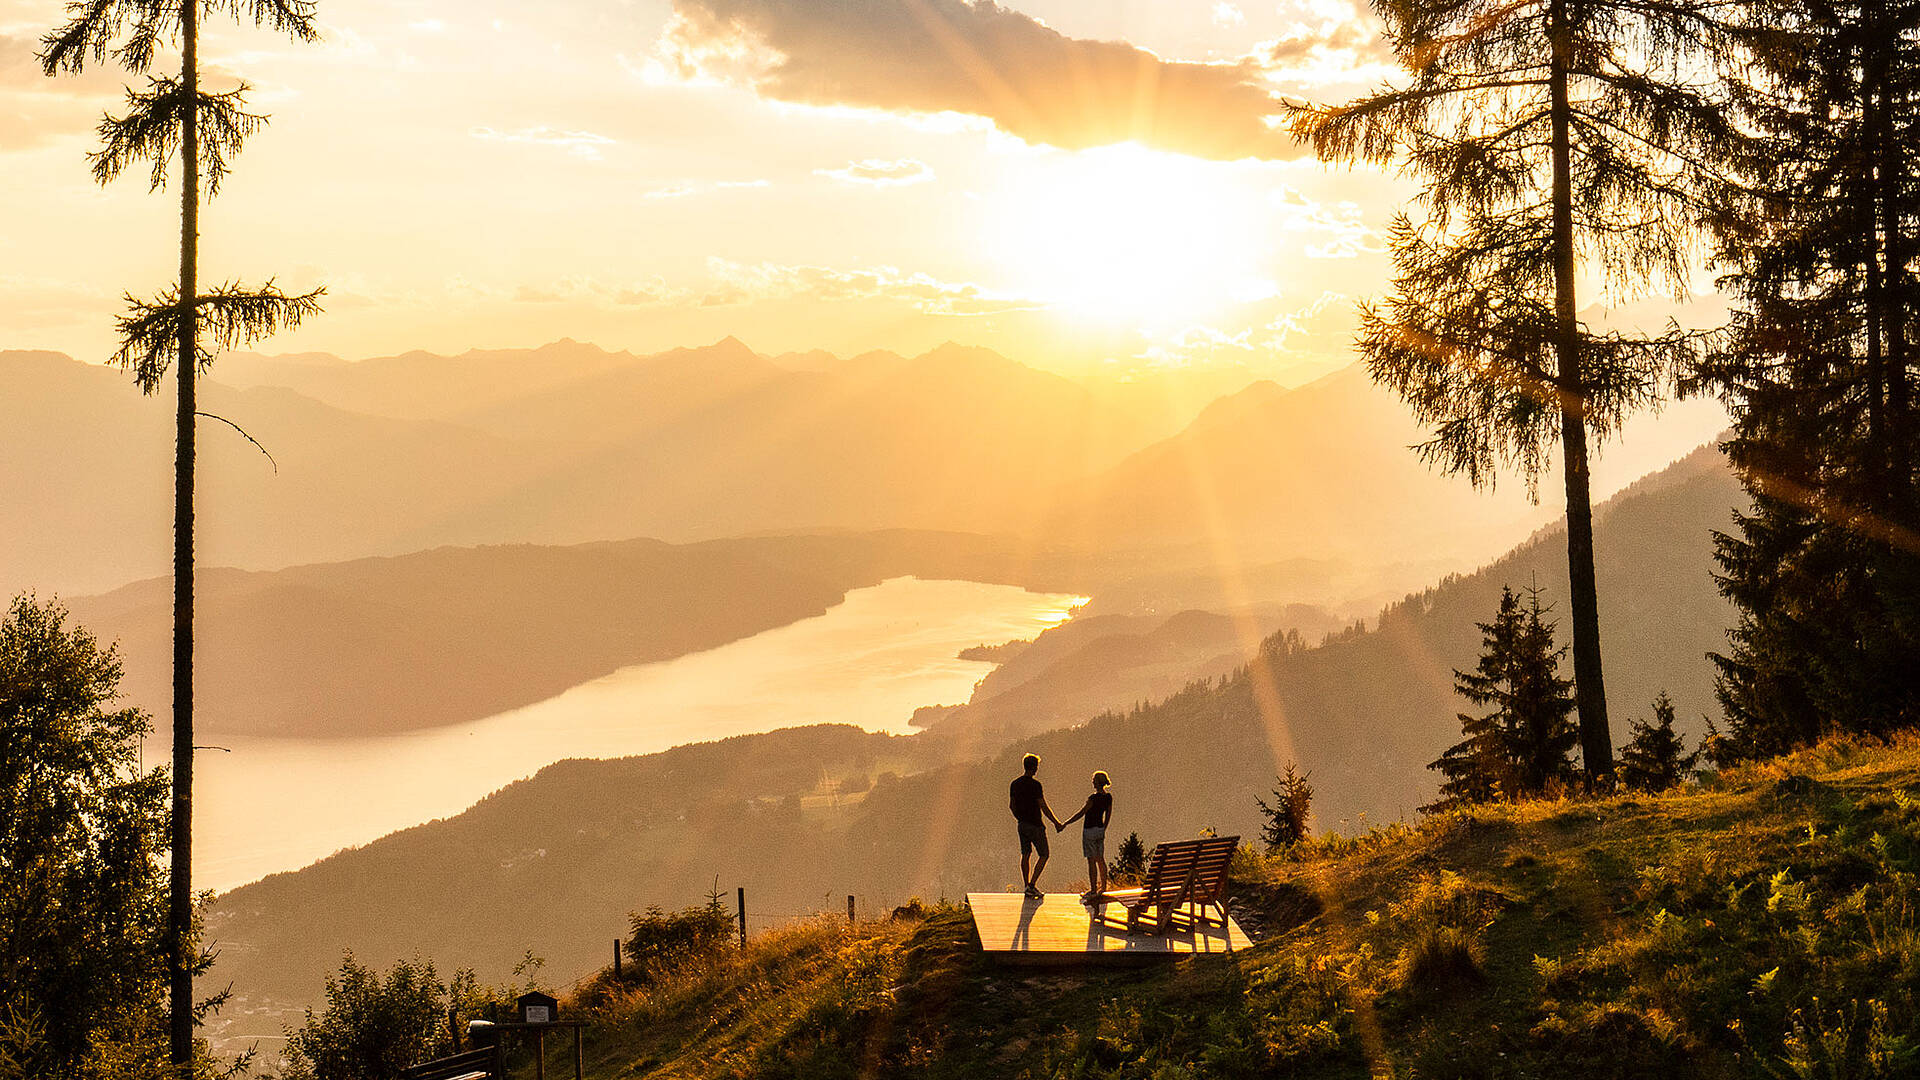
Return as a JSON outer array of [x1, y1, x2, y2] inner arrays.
[[6, 338, 1728, 598]]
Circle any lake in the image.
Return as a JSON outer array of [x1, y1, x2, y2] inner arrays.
[[190, 577, 1083, 891]]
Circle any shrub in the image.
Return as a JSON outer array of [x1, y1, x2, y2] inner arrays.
[[276, 953, 528, 1080], [624, 899, 737, 982]]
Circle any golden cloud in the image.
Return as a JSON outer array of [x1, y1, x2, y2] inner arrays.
[[658, 0, 1305, 161]]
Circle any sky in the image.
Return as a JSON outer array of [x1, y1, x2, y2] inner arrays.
[[0, 0, 1705, 379], [0, 0, 1422, 376]]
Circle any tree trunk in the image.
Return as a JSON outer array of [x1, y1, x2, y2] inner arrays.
[[1549, 0, 1612, 781], [1866, 49, 1888, 502], [168, 0, 198, 1073], [1878, 58, 1911, 509]]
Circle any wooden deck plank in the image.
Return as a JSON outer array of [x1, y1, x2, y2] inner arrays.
[[967, 892, 1252, 964]]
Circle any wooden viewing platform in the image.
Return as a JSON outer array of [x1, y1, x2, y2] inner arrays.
[[967, 892, 1253, 965]]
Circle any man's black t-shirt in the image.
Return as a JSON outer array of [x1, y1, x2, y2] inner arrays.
[[1009, 775, 1044, 825]]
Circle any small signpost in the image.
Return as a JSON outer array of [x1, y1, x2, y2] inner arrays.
[[516, 991, 558, 1025], [445, 993, 584, 1080]]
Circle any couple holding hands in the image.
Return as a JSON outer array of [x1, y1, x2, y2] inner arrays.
[[1008, 753, 1113, 901]]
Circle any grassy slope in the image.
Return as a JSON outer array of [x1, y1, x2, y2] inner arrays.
[[559, 735, 1920, 1079]]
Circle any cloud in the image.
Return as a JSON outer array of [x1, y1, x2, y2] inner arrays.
[[0, 272, 115, 327], [1272, 184, 1383, 258], [470, 125, 616, 159], [1131, 290, 1355, 369], [1259, 289, 1348, 351], [815, 157, 934, 186], [703, 257, 1041, 315], [658, 0, 1303, 161], [1212, 3, 1247, 29], [506, 276, 692, 306], [1260, 2, 1395, 87], [0, 32, 129, 152], [642, 178, 771, 198]]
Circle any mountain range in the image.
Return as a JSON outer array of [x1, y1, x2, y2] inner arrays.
[[6, 339, 1721, 599]]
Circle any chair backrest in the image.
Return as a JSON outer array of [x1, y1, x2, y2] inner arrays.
[[399, 1046, 498, 1080], [1138, 836, 1240, 905], [1189, 835, 1239, 902]]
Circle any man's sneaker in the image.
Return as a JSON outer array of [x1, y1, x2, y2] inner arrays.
[[1024, 884, 1042, 899]]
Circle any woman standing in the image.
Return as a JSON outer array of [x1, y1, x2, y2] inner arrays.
[[1058, 771, 1114, 902]]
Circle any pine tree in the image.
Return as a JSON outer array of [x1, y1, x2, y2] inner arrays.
[[1425, 586, 1578, 811], [1427, 588, 1527, 811], [1289, 0, 1740, 783], [1110, 832, 1147, 883], [38, 2, 322, 1072], [1697, 0, 1920, 757], [1255, 763, 1315, 851], [1618, 692, 1698, 792], [1507, 586, 1580, 793]]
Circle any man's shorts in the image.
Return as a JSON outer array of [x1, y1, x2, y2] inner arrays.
[[1082, 826, 1106, 861], [1018, 820, 1050, 858]]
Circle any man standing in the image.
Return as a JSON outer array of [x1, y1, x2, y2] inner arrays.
[[1009, 753, 1062, 898]]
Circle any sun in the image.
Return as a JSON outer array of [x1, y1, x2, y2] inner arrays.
[[977, 143, 1276, 333]]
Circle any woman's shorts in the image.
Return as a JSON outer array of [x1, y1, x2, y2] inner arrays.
[[1082, 827, 1106, 861]]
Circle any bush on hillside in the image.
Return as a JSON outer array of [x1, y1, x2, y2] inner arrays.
[[624, 899, 736, 982], [275, 952, 533, 1080], [1399, 925, 1486, 991]]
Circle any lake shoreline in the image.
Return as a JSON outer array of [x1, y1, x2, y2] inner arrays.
[[192, 576, 1082, 892]]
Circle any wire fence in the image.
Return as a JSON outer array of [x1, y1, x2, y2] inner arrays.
[[549, 890, 888, 994]]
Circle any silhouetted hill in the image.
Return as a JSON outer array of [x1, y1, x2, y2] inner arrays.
[[66, 530, 1110, 738], [0, 349, 548, 594], [430, 340, 1205, 548], [5, 342, 1224, 595], [217, 338, 645, 421], [451, 337, 788, 444], [7, 342, 1723, 601], [1049, 367, 1558, 565], [205, 443, 1745, 1032], [915, 603, 1347, 749]]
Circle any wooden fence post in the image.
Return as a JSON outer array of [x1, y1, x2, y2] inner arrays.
[[737, 886, 747, 948], [847, 894, 855, 924], [613, 938, 622, 980]]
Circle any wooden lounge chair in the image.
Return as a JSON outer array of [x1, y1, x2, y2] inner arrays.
[[1098, 835, 1239, 936], [400, 1046, 505, 1080]]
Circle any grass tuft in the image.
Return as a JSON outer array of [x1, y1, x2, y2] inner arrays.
[[1398, 924, 1486, 992]]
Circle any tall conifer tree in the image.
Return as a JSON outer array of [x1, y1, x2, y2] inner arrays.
[[1700, 0, 1920, 754], [1290, 0, 1736, 782], [38, 2, 322, 1072], [1425, 585, 1578, 811]]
